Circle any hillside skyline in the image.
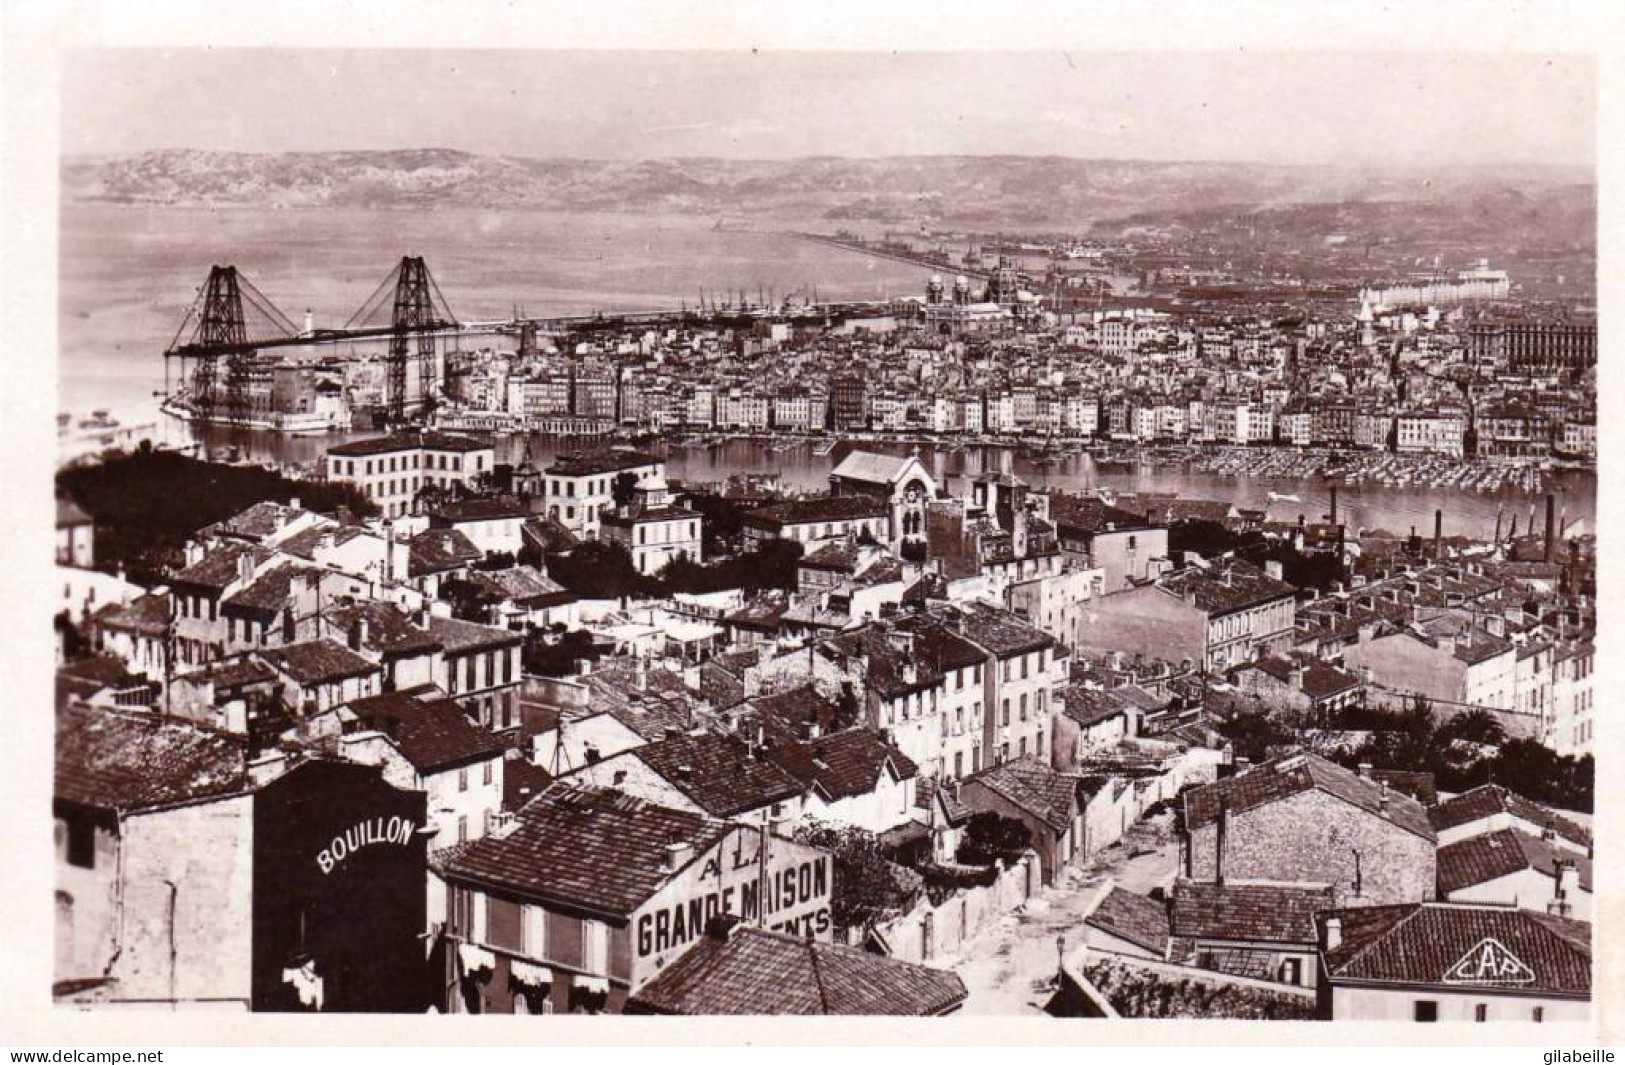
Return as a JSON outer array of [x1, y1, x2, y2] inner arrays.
[[62, 50, 1597, 169]]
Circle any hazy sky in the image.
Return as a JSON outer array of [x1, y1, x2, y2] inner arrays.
[[61, 49, 1596, 168]]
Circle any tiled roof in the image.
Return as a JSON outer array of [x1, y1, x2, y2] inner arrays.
[[1085, 886, 1171, 956], [725, 591, 791, 631], [188, 657, 279, 691], [893, 615, 990, 671], [629, 732, 805, 817], [800, 540, 864, 572], [1319, 903, 1591, 997], [694, 659, 748, 711], [1240, 655, 1363, 703], [830, 450, 914, 486], [1048, 493, 1158, 536], [425, 615, 523, 654], [95, 592, 172, 637], [766, 728, 918, 801], [735, 684, 846, 748], [171, 542, 272, 591], [428, 496, 530, 523], [966, 756, 1077, 834], [478, 566, 571, 604], [573, 662, 703, 741], [744, 495, 888, 528], [1062, 685, 1132, 727], [543, 449, 660, 476], [822, 620, 982, 700], [345, 687, 505, 773], [444, 782, 731, 917], [627, 925, 967, 1015], [277, 523, 370, 561], [1169, 879, 1335, 945], [1438, 828, 1593, 895], [521, 516, 580, 554], [198, 501, 321, 543], [407, 528, 482, 576], [1429, 785, 1591, 850], [223, 562, 327, 616], [502, 756, 554, 813], [320, 601, 443, 658], [1160, 561, 1296, 617], [57, 493, 92, 528], [1369, 769, 1437, 806], [1184, 752, 1434, 842], [950, 602, 1053, 658], [55, 704, 249, 813], [328, 431, 490, 457], [915, 776, 970, 824], [258, 639, 379, 686]]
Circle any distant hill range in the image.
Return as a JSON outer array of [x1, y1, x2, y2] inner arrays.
[[61, 149, 1596, 237]]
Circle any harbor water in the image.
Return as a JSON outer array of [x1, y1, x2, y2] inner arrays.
[[62, 203, 1595, 543]]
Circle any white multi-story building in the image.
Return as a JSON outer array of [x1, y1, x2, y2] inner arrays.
[[1396, 411, 1468, 459], [541, 450, 665, 538], [598, 475, 704, 576], [324, 432, 496, 519]]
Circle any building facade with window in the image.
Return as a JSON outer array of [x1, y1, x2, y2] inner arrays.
[[541, 451, 664, 538], [438, 783, 832, 1014], [1315, 903, 1590, 1023], [324, 432, 495, 519]]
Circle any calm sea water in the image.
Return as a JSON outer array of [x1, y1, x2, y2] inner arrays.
[[58, 204, 933, 421], [61, 204, 1594, 541]]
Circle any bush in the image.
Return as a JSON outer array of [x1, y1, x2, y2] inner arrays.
[[1083, 958, 1318, 1020], [955, 812, 1032, 869], [522, 629, 606, 678], [57, 448, 375, 583], [792, 822, 919, 932], [918, 862, 1000, 907]]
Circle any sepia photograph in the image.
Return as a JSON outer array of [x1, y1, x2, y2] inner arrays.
[[7, 0, 1616, 1048]]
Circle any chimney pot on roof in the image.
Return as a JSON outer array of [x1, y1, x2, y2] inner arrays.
[[1357, 762, 1372, 779], [1324, 915, 1343, 952], [662, 840, 694, 873], [706, 912, 743, 941]]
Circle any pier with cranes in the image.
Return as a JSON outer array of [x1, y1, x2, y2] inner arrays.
[[162, 256, 908, 429]]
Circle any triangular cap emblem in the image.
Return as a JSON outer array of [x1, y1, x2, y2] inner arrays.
[[1443, 937, 1536, 985]]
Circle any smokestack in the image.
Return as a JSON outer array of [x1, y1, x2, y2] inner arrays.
[[1494, 505, 1503, 544], [1329, 485, 1338, 525], [1509, 514, 1519, 540], [1433, 509, 1443, 560], [1544, 493, 1556, 563]]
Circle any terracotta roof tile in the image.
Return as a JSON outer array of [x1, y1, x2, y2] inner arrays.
[[55, 704, 250, 813], [627, 925, 966, 1015], [444, 782, 730, 916], [1319, 903, 1590, 998]]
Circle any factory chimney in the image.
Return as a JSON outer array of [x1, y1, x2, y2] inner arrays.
[[1329, 485, 1338, 526], [1494, 505, 1503, 545], [1544, 493, 1556, 564], [1433, 509, 1443, 560]]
